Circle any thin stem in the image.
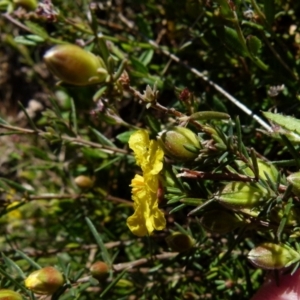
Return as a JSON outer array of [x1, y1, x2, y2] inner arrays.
[[113, 252, 178, 271], [177, 169, 256, 182], [7, 193, 133, 206], [124, 85, 204, 130], [0, 123, 128, 155]]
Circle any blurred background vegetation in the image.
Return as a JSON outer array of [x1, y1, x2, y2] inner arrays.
[[1, 0, 300, 299]]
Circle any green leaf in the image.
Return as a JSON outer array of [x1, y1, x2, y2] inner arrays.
[[263, 112, 300, 137], [26, 34, 45, 42], [0, 178, 33, 193], [145, 114, 161, 134], [95, 156, 123, 172], [18, 101, 38, 131], [2, 254, 26, 279], [219, 26, 249, 57], [15, 250, 41, 270], [0, 266, 31, 296], [116, 131, 135, 144], [139, 49, 154, 66], [24, 21, 49, 39], [90, 127, 116, 147], [169, 204, 186, 214], [214, 0, 234, 19], [81, 148, 109, 159], [130, 57, 149, 75], [180, 198, 204, 206], [189, 111, 230, 121], [85, 217, 112, 265], [14, 36, 37, 46], [247, 35, 262, 56], [100, 268, 128, 298], [70, 98, 78, 135]]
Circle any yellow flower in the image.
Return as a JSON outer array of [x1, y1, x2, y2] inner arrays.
[[127, 130, 166, 236]]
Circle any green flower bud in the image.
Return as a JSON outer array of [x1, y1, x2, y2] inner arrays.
[[74, 175, 94, 189], [90, 261, 109, 281], [44, 44, 108, 86], [25, 266, 64, 295], [287, 172, 300, 197], [235, 159, 278, 182], [216, 182, 269, 216], [158, 127, 201, 161], [248, 243, 300, 270], [0, 289, 23, 300], [200, 210, 243, 234], [13, 0, 37, 10], [165, 232, 195, 252]]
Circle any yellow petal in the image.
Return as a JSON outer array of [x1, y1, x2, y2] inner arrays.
[[127, 210, 148, 237], [131, 174, 146, 197], [150, 206, 166, 230], [129, 130, 150, 167], [148, 140, 164, 175]]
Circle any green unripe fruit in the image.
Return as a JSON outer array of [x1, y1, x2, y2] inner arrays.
[[248, 243, 300, 270], [165, 232, 195, 252], [235, 159, 278, 182], [287, 172, 300, 197], [25, 266, 64, 295], [44, 44, 108, 86], [216, 182, 269, 216], [13, 0, 37, 10], [158, 127, 201, 161], [74, 175, 94, 189], [0, 289, 23, 300], [90, 261, 110, 281]]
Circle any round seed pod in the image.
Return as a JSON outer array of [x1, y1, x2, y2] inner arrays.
[[158, 127, 201, 161], [44, 44, 108, 86]]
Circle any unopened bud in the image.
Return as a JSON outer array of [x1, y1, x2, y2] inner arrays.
[[158, 127, 201, 161], [25, 266, 64, 295], [13, 0, 37, 10], [287, 172, 300, 197], [166, 232, 195, 252], [235, 159, 278, 181], [74, 175, 94, 189], [248, 243, 300, 270], [216, 182, 269, 216], [90, 261, 109, 281], [0, 289, 23, 300], [44, 44, 107, 86], [200, 210, 243, 234]]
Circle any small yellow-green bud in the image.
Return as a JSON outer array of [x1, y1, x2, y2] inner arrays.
[[44, 44, 108, 86], [165, 232, 195, 252], [158, 127, 201, 161], [90, 261, 109, 281], [287, 172, 300, 197], [74, 175, 94, 189], [25, 266, 64, 295], [13, 0, 37, 10], [200, 210, 243, 234], [0, 289, 23, 300], [248, 243, 300, 270]]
